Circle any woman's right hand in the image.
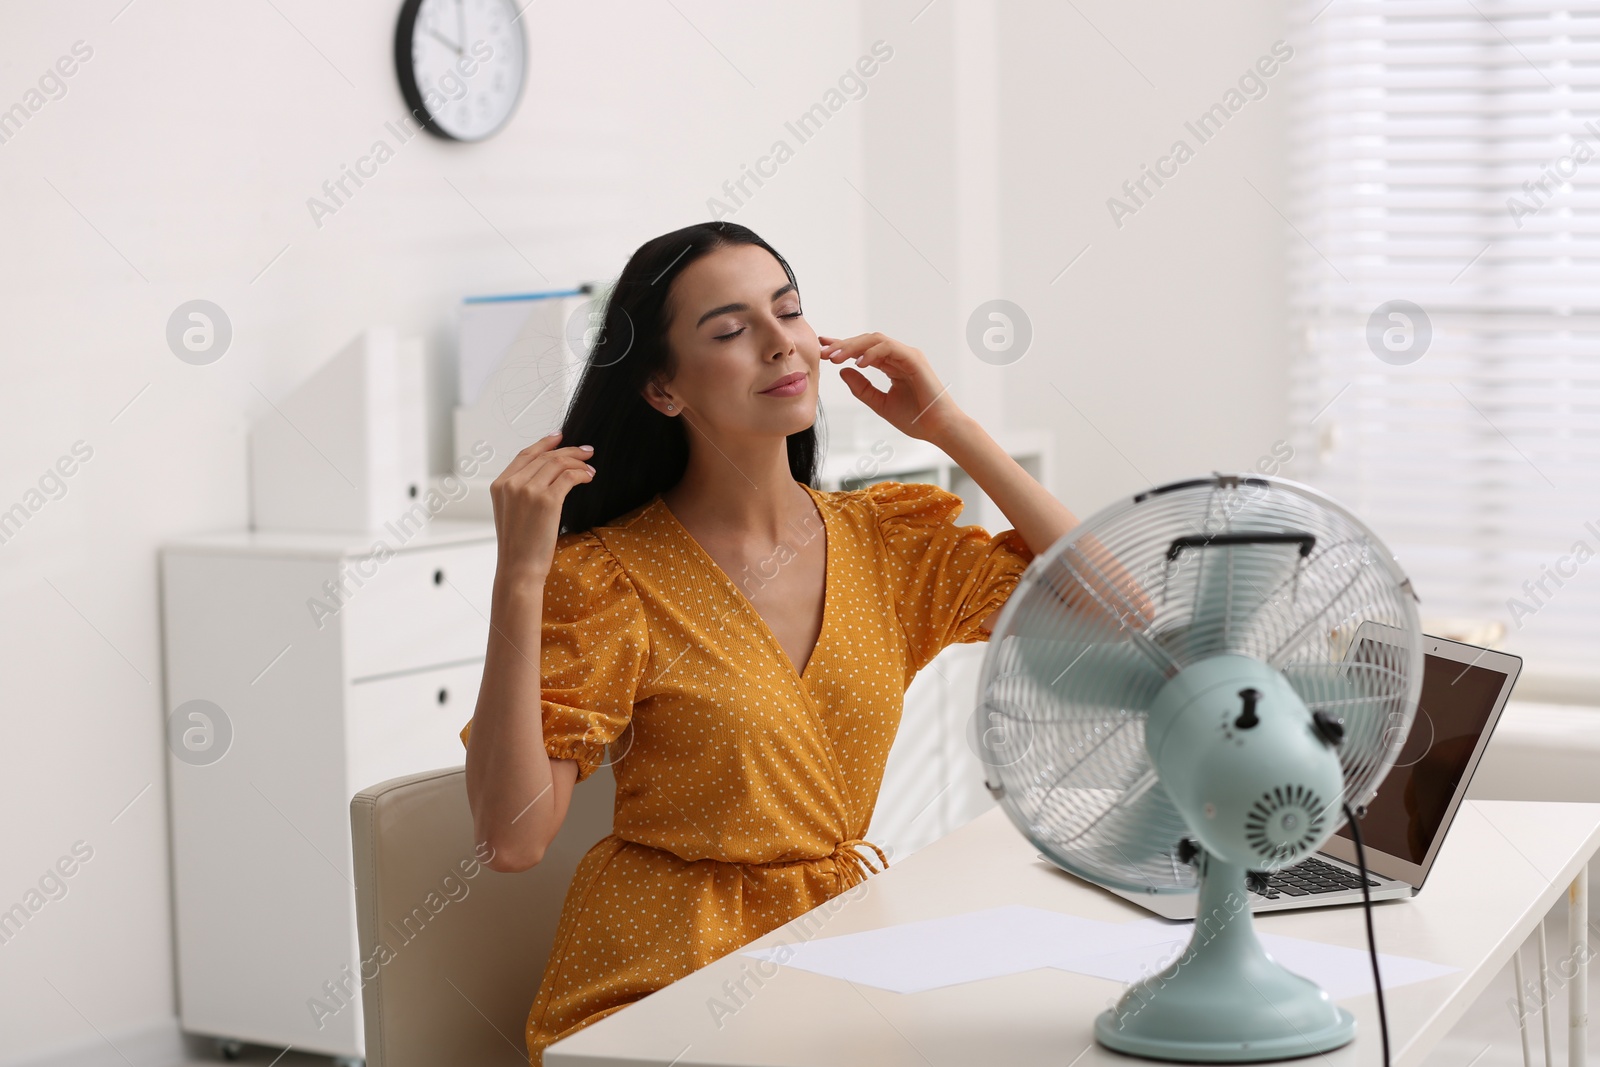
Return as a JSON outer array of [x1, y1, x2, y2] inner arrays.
[[489, 430, 595, 579]]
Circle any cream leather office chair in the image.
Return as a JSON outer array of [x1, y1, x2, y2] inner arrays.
[[350, 764, 615, 1067]]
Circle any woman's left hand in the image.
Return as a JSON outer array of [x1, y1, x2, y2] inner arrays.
[[820, 332, 965, 444]]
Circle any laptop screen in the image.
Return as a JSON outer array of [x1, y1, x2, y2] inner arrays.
[[1333, 648, 1508, 865]]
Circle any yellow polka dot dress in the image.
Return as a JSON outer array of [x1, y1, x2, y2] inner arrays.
[[459, 480, 1036, 1065]]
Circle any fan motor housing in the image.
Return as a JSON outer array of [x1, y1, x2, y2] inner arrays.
[[1146, 654, 1344, 868]]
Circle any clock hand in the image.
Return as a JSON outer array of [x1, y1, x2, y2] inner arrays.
[[426, 27, 463, 54], [456, 0, 466, 56]]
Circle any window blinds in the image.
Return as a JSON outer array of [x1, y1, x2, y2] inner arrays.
[[1287, 0, 1600, 682]]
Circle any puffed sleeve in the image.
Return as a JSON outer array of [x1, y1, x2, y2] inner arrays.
[[458, 532, 650, 783], [867, 481, 1037, 672]]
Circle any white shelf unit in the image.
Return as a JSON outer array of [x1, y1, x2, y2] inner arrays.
[[160, 519, 497, 1060]]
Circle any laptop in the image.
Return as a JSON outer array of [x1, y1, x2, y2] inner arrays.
[[1065, 625, 1523, 920]]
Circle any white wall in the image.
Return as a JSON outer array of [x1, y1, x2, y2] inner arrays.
[[848, 0, 1292, 516], [853, 0, 1292, 856], [0, 2, 868, 1060], [994, 1, 1294, 514], [0, 0, 1293, 1061]]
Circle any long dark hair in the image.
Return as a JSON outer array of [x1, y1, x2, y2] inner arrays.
[[558, 221, 824, 534]]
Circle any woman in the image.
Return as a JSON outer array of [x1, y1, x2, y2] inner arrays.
[[461, 220, 1081, 1064]]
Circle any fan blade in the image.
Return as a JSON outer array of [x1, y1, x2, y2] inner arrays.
[[1001, 600, 1170, 709], [1035, 769, 1195, 892], [1167, 524, 1308, 662], [1007, 636, 1163, 698], [1282, 660, 1415, 795]]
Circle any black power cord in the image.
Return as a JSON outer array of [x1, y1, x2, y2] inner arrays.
[[1341, 800, 1390, 1067]]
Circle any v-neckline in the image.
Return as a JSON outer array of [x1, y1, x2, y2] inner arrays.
[[654, 482, 832, 686]]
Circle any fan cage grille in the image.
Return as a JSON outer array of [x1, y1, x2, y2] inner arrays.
[[977, 475, 1423, 894]]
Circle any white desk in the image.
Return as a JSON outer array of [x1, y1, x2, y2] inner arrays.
[[546, 800, 1600, 1067]]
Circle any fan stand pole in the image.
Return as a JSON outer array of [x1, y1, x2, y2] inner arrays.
[[1095, 851, 1356, 1063]]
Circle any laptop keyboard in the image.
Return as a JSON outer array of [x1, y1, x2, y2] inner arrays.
[[1259, 856, 1381, 899]]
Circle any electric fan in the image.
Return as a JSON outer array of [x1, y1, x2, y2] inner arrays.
[[975, 474, 1423, 1062]]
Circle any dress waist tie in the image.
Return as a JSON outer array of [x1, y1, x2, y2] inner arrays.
[[831, 838, 890, 892]]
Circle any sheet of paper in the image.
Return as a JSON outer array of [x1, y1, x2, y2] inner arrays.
[[742, 905, 1180, 994], [1065, 918, 1459, 997], [1257, 932, 1460, 997], [744, 907, 1458, 998]]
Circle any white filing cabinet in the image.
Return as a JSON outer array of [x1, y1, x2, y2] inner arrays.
[[160, 519, 497, 1060]]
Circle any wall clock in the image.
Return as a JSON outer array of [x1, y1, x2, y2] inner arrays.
[[395, 0, 527, 141]]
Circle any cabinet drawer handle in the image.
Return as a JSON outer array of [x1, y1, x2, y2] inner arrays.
[[433, 568, 444, 586], [437, 688, 449, 705]]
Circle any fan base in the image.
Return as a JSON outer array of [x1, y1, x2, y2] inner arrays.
[[1093, 854, 1356, 1062], [1095, 1005, 1355, 1063]]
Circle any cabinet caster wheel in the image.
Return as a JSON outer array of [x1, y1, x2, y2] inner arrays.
[[217, 1039, 244, 1061]]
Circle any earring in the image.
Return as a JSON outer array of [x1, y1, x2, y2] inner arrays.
[[666, 403, 674, 411]]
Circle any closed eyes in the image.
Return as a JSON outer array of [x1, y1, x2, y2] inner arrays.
[[713, 309, 803, 341]]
